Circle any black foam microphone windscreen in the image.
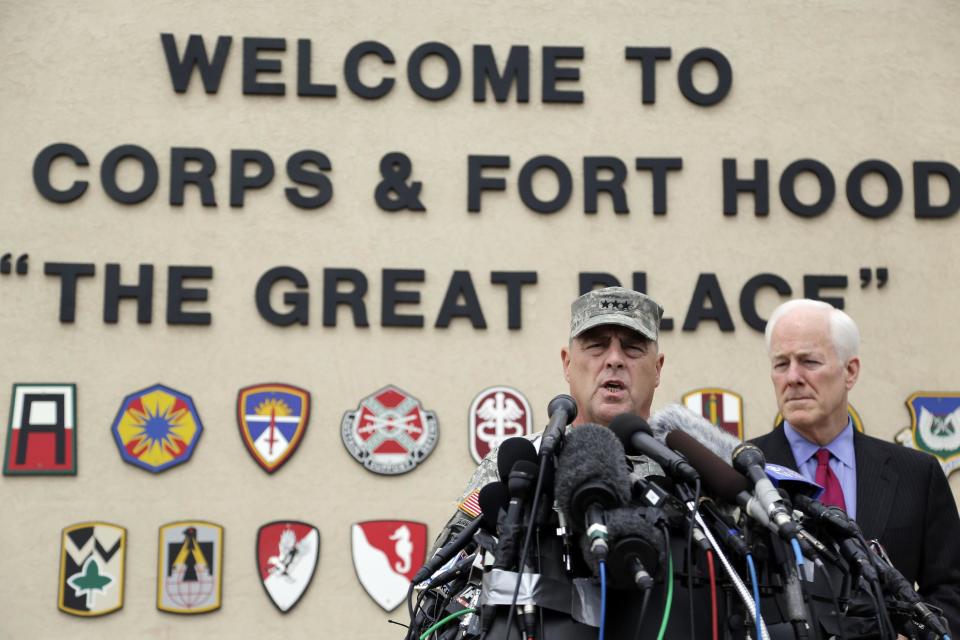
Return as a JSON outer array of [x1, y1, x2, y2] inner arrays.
[[578, 507, 665, 585], [496, 436, 538, 484], [477, 481, 510, 531], [554, 424, 631, 530]]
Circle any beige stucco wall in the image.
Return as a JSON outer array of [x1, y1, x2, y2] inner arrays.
[[1, 1, 958, 637]]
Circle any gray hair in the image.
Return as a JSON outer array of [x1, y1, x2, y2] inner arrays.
[[764, 299, 860, 362]]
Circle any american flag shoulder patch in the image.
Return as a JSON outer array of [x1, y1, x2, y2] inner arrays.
[[458, 489, 481, 518]]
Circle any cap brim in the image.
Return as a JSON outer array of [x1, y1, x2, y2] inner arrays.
[[571, 314, 657, 341]]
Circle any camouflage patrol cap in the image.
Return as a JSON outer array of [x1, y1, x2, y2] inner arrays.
[[569, 287, 663, 342]]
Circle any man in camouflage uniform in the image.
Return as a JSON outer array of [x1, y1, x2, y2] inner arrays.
[[440, 286, 667, 539]]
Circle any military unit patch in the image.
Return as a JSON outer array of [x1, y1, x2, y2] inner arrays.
[[111, 384, 204, 473], [468, 386, 532, 464], [157, 521, 223, 614], [351, 520, 427, 611], [237, 384, 311, 473], [341, 386, 439, 475], [682, 387, 743, 439], [58, 522, 125, 616], [257, 521, 320, 613], [3, 383, 76, 475], [896, 392, 960, 477]]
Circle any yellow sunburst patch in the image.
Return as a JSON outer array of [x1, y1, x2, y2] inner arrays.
[[255, 398, 292, 417]]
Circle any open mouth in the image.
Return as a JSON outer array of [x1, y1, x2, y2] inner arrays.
[[602, 380, 625, 393]]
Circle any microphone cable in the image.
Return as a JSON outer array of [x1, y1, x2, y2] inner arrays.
[[655, 522, 674, 640], [599, 559, 607, 640], [746, 553, 763, 640], [706, 549, 718, 640], [632, 587, 654, 640], [417, 607, 477, 640], [684, 479, 702, 640], [790, 537, 805, 573], [692, 511, 770, 640]]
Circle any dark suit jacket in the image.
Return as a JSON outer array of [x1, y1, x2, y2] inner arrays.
[[750, 427, 960, 631]]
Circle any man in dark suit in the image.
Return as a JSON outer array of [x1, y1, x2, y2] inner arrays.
[[750, 299, 960, 632]]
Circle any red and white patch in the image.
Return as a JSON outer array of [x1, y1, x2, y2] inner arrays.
[[468, 386, 532, 464], [256, 521, 319, 613], [340, 386, 438, 475], [682, 388, 744, 439], [351, 520, 427, 611], [3, 384, 76, 475]]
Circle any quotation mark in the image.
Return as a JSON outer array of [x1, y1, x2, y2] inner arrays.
[[0, 253, 29, 276], [859, 267, 888, 289]]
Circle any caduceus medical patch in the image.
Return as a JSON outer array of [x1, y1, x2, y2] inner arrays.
[[468, 386, 532, 464], [340, 386, 438, 475]]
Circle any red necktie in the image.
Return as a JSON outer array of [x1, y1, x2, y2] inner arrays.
[[815, 448, 846, 511]]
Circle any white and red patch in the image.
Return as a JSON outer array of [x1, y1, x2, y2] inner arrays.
[[468, 386, 532, 464], [351, 520, 427, 611], [3, 383, 76, 475], [256, 521, 319, 613]]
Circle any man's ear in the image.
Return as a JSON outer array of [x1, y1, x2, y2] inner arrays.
[[845, 356, 860, 390], [561, 346, 571, 382]]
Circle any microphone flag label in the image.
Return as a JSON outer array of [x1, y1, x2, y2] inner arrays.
[[895, 392, 960, 477], [256, 521, 320, 613], [110, 384, 203, 473], [58, 522, 125, 617], [3, 383, 76, 475], [468, 386, 532, 464], [765, 463, 825, 499], [682, 387, 744, 439], [237, 383, 311, 474], [340, 385, 439, 475], [351, 520, 427, 611], [157, 521, 223, 614]]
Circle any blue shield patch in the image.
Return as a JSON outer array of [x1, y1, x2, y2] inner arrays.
[[237, 384, 311, 474], [897, 393, 960, 477]]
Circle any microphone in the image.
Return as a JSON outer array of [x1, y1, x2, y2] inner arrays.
[[554, 424, 632, 561], [496, 436, 538, 484], [478, 481, 510, 529], [732, 443, 800, 540], [579, 507, 664, 590], [793, 494, 861, 540], [609, 413, 699, 484], [539, 394, 577, 459], [649, 403, 743, 462], [413, 482, 505, 585], [492, 460, 539, 571], [665, 430, 815, 553], [873, 554, 951, 639], [664, 430, 749, 501]]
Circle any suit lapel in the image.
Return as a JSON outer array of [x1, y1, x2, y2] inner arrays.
[[763, 425, 801, 471], [853, 431, 896, 540]]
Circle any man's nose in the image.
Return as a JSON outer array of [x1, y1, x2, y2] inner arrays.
[[604, 343, 626, 367], [786, 360, 804, 384]]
